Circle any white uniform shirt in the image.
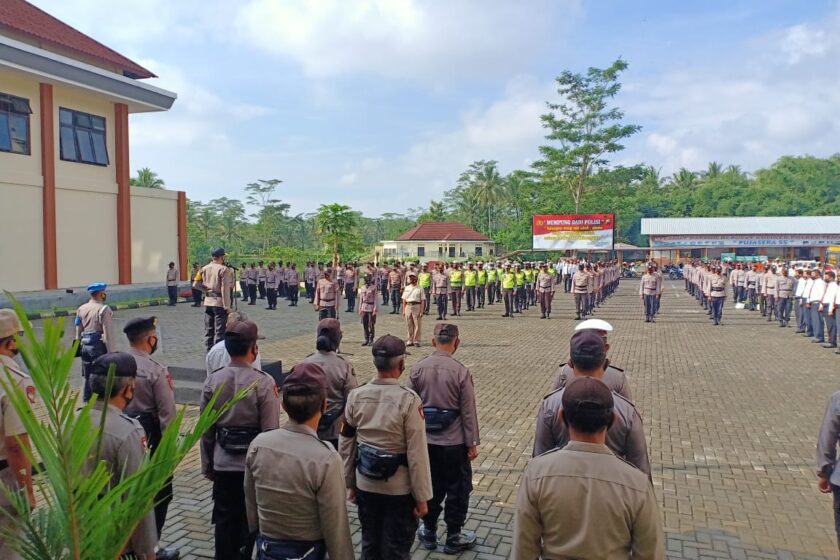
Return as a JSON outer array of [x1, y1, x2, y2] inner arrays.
[[823, 281, 838, 310], [810, 278, 827, 304]]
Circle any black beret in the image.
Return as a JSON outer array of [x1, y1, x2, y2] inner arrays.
[[123, 316, 157, 336], [91, 352, 137, 378]]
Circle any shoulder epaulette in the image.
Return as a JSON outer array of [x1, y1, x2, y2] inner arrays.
[[542, 387, 563, 401], [613, 392, 636, 408], [607, 363, 625, 373]]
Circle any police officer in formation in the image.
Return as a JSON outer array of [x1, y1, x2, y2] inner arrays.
[[244, 362, 355, 560], [201, 320, 280, 560], [123, 317, 179, 560], [639, 263, 661, 323], [196, 247, 234, 352], [552, 319, 632, 400], [301, 319, 358, 450], [85, 352, 158, 560], [0, 309, 36, 560], [75, 281, 116, 401], [408, 323, 479, 554], [339, 335, 432, 559], [314, 268, 340, 320]]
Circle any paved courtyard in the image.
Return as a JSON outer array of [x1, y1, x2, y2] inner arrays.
[[42, 281, 839, 559]]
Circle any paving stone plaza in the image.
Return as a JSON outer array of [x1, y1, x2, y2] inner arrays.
[[48, 280, 839, 559]]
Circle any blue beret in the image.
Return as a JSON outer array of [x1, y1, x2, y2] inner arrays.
[[87, 282, 107, 293]]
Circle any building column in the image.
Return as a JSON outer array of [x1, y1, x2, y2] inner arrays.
[[177, 191, 188, 280], [40, 83, 57, 289], [114, 103, 131, 284]]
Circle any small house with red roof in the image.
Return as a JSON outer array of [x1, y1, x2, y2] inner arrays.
[[0, 0, 183, 291], [377, 222, 497, 262]]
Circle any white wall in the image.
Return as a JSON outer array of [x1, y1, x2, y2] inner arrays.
[[131, 188, 179, 283]]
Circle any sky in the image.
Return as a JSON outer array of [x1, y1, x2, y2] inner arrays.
[[32, 0, 840, 216]]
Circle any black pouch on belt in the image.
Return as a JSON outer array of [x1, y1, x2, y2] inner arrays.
[[357, 444, 407, 480], [216, 426, 261, 454], [423, 407, 460, 433]]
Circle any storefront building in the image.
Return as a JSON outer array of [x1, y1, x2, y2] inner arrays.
[[640, 216, 840, 263]]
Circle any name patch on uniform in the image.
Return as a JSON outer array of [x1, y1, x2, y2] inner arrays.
[[26, 385, 36, 404]]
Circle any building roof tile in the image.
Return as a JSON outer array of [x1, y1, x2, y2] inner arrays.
[[396, 222, 491, 242], [0, 0, 155, 79]]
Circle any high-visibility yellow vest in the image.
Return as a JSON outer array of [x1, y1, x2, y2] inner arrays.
[[418, 272, 431, 288], [502, 273, 515, 289], [450, 270, 463, 287], [477, 270, 487, 284], [524, 270, 535, 283], [548, 268, 557, 277], [464, 270, 477, 286], [487, 269, 497, 282], [515, 272, 525, 286]]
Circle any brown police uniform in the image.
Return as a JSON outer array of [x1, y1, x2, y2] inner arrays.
[[301, 350, 358, 447], [314, 277, 339, 320], [200, 261, 233, 351], [339, 344, 433, 560], [408, 341, 479, 544], [201, 358, 281, 560], [514, 441, 664, 559], [532, 384, 650, 476], [552, 360, 632, 401]]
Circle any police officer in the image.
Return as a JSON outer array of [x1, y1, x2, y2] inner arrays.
[[551, 319, 632, 401], [476, 262, 487, 309], [359, 275, 379, 346], [533, 330, 650, 476], [570, 264, 589, 320], [191, 262, 203, 307], [536, 262, 554, 319], [314, 269, 340, 320], [418, 263, 432, 316], [708, 265, 727, 325], [301, 319, 358, 449], [485, 263, 497, 307], [287, 263, 301, 307], [264, 262, 278, 310], [388, 265, 403, 314], [464, 262, 477, 312], [0, 309, 36, 560], [86, 352, 157, 560], [166, 262, 178, 306], [402, 272, 426, 347], [122, 317, 179, 560], [775, 266, 795, 328], [516, 376, 664, 559], [201, 320, 281, 560], [640, 264, 659, 323], [432, 263, 450, 321], [244, 363, 354, 560], [339, 335, 433, 560], [817, 387, 840, 556], [196, 247, 233, 352], [409, 324, 479, 554], [75, 281, 116, 401], [501, 263, 516, 318], [449, 263, 464, 316]]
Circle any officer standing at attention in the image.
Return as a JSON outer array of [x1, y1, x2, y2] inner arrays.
[[708, 265, 727, 326], [640, 264, 659, 323], [409, 324, 479, 554], [287, 263, 301, 307], [533, 331, 650, 476], [343, 263, 357, 312], [0, 309, 36, 560], [402, 272, 426, 347], [197, 248, 234, 353], [449, 263, 464, 317], [244, 363, 355, 560], [432, 263, 450, 321], [201, 321, 281, 560], [340, 335, 433, 560], [265, 262, 278, 310], [301, 319, 358, 449], [314, 269, 340, 320], [485, 263, 497, 306], [551, 319, 632, 400], [464, 262, 477, 312], [536, 262, 555, 319], [85, 352, 158, 560], [389, 265, 403, 315], [75, 282, 116, 402], [501, 263, 516, 318], [775, 266, 795, 328], [122, 317, 179, 560], [166, 262, 179, 306], [817, 386, 840, 555], [571, 264, 589, 320], [476, 262, 487, 309], [418, 263, 432, 316], [516, 376, 664, 559], [358, 274, 379, 346]]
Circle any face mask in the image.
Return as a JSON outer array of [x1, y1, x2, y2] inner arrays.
[[123, 385, 134, 407], [149, 336, 159, 355]]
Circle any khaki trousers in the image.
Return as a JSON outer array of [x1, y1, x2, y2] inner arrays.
[[404, 303, 423, 344]]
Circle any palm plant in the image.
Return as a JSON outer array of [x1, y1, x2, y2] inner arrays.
[[473, 161, 503, 234], [130, 168, 165, 189], [0, 296, 248, 560], [315, 203, 359, 269]]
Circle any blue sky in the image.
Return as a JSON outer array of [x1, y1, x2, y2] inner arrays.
[[34, 0, 840, 216]]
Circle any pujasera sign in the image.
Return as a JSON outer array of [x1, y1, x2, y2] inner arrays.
[[651, 235, 840, 248]]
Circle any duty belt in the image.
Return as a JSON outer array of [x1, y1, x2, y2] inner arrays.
[[207, 291, 222, 297]]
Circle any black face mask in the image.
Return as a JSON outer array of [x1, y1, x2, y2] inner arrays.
[[149, 336, 159, 355]]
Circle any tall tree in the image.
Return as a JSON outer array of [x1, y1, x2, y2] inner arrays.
[[534, 59, 641, 212], [315, 203, 359, 269], [245, 179, 285, 252], [130, 167, 165, 189]]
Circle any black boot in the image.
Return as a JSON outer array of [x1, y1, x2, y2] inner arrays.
[[444, 531, 477, 555]]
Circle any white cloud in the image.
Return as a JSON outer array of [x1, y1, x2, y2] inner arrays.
[[339, 173, 358, 185], [233, 0, 582, 82], [623, 6, 840, 174]]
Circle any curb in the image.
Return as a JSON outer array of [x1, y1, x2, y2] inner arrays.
[[27, 297, 194, 321]]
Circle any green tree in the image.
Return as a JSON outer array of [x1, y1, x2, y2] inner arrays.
[[130, 167, 165, 189], [0, 297, 247, 560], [315, 203, 359, 269], [417, 200, 448, 223], [534, 59, 641, 212], [245, 179, 286, 252]]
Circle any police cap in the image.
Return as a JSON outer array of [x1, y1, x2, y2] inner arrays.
[[562, 376, 614, 418], [225, 320, 264, 342], [372, 334, 409, 358], [283, 362, 327, 395], [122, 316, 157, 336], [211, 247, 226, 258], [91, 352, 137, 378], [570, 330, 607, 365]]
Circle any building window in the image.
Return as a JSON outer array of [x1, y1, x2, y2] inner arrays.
[[489, 247, 494, 256], [0, 93, 32, 155], [475, 246, 483, 257], [417, 246, 425, 257], [448, 246, 456, 258], [59, 107, 109, 165]]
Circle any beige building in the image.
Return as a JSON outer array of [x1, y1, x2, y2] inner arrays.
[[0, 0, 183, 292], [376, 222, 497, 263]]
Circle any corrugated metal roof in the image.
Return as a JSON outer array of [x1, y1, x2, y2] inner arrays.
[[641, 216, 840, 236]]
